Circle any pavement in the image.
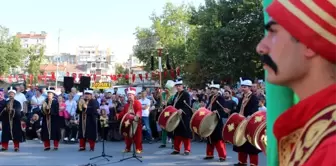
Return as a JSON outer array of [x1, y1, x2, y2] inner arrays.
[[0, 140, 266, 166]]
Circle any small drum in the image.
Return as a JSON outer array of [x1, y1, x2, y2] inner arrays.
[[255, 121, 267, 154], [222, 113, 247, 146], [158, 106, 180, 132], [244, 111, 266, 147], [190, 107, 219, 137], [119, 113, 138, 138]]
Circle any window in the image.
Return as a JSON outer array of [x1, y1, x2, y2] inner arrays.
[[92, 63, 96, 68]]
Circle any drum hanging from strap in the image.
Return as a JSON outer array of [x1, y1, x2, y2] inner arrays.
[[222, 113, 247, 146], [158, 106, 180, 132], [119, 113, 138, 138], [255, 121, 266, 154], [190, 107, 219, 137], [244, 111, 266, 147]]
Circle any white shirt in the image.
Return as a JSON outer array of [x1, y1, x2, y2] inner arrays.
[[31, 95, 46, 111], [140, 98, 151, 117], [14, 92, 27, 111], [65, 99, 77, 116]]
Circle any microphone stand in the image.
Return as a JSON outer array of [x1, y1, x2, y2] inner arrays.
[[119, 119, 142, 163], [90, 119, 113, 161]]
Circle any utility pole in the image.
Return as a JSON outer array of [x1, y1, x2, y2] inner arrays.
[[55, 29, 61, 89]]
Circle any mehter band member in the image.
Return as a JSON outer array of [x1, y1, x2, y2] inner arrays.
[[78, 88, 99, 151], [233, 80, 260, 166], [118, 87, 143, 154], [41, 87, 61, 151], [0, 87, 22, 152], [204, 81, 227, 162], [257, 0, 336, 165], [170, 77, 193, 155]]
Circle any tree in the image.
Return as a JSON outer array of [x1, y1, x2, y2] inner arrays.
[[115, 64, 129, 85], [26, 45, 45, 83], [0, 26, 24, 75], [133, 2, 195, 84]]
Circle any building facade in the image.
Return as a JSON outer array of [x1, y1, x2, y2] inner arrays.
[[76, 45, 116, 75]]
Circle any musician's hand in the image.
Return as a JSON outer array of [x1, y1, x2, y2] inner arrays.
[[134, 115, 139, 121], [177, 109, 183, 115], [224, 108, 231, 114]]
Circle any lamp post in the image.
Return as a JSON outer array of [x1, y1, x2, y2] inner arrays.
[[156, 43, 163, 87]]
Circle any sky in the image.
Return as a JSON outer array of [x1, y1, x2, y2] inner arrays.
[[0, 0, 204, 63]]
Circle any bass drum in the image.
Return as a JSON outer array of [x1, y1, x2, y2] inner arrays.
[[158, 106, 180, 132], [222, 113, 247, 146], [119, 113, 138, 138], [190, 107, 218, 137], [244, 110, 266, 147]]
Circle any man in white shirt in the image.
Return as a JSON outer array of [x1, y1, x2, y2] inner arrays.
[[14, 85, 27, 116], [140, 91, 152, 143]]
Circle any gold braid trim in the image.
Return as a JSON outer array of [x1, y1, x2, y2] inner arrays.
[[286, 104, 336, 166]]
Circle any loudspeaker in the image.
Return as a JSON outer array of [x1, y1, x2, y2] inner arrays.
[[63, 77, 74, 93], [79, 76, 91, 92]]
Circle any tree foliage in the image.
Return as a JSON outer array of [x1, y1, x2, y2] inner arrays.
[[133, 0, 265, 87], [27, 45, 45, 83], [115, 64, 129, 85], [0, 26, 24, 75]]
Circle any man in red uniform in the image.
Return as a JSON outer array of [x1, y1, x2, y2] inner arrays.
[[256, 0, 336, 165], [118, 87, 143, 154]]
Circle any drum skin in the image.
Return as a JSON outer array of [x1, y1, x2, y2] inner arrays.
[[190, 107, 219, 137], [222, 113, 247, 146], [255, 121, 267, 154], [158, 106, 180, 132], [244, 111, 266, 147], [119, 113, 138, 138]]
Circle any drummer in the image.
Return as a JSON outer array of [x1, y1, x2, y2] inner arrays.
[[169, 77, 193, 155], [117, 87, 143, 154], [233, 79, 261, 166], [204, 80, 227, 162]]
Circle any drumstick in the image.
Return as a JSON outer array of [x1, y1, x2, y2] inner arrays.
[[183, 100, 193, 110], [216, 100, 230, 114]]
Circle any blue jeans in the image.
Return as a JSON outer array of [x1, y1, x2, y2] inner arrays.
[[142, 117, 152, 140]]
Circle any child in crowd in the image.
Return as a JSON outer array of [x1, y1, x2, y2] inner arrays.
[[99, 109, 109, 141], [258, 99, 267, 112]]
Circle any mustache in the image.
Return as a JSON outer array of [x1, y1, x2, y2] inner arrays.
[[260, 55, 278, 74]]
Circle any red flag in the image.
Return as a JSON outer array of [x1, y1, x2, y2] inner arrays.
[[138, 74, 143, 81], [163, 70, 167, 78], [132, 74, 136, 83], [170, 69, 175, 79], [29, 74, 33, 85], [125, 74, 129, 80], [51, 72, 56, 80], [176, 67, 180, 76], [93, 74, 97, 81], [145, 73, 149, 80]]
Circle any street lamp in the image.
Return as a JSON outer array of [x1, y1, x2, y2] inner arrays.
[[156, 42, 163, 87]]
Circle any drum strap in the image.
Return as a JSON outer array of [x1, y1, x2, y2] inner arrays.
[[173, 92, 183, 107], [208, 95, 218, 110], [239, 92, 252, 115]]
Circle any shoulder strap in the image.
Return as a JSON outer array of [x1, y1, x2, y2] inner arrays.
[[288, 104, 336, 166]]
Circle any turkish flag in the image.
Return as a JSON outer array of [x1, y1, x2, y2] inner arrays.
[[51, 72, 56, 80], [139, 74, 143, 81], [125, 74, 129, 80], [132, 74, 135, 83]]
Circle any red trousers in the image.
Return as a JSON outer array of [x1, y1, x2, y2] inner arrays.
[[124, 133, 142, 151], [238, 152, 258, 166], [79, 139, 95, 149], [2, 141, 19, 149], [206, 140, 227, 159], [173, 136, 191, 152], [43, 140, 59, 148]]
